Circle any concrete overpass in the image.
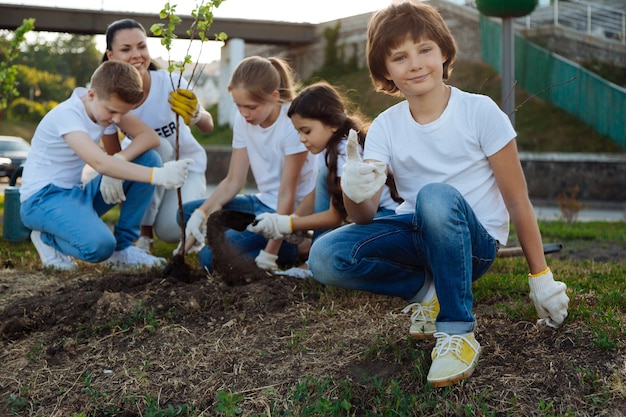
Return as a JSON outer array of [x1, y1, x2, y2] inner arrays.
[[0, 4, 315, 46], [0, 4, 318, 126]]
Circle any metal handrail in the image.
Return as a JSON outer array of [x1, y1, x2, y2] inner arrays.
[[465, 0, 626, 44], [522, 0, 626, 44]]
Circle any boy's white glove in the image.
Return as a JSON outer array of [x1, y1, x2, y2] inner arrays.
[[528, 268, 569, 328], [100, 153, 127, 204], [186, 208, 207, 244], [247, 213, 293, 240], [150, 159, 193, 189], [100, 175, 125, 204], [168, 88, 202, 125], [255, 250, 279, 272], [341, 129, 387, 203]]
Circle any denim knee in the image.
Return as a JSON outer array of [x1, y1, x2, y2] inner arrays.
[[415, 183, 460, 225], [133, 149, 162, 168], [80, 235, 117, 263], [308, 236, 336, 286]]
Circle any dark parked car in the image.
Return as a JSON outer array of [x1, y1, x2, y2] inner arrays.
[[0, 135, 30, 179]]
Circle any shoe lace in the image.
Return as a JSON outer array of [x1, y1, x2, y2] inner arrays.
[[432, 332, 476, 357], [402, 301, 436, 324]]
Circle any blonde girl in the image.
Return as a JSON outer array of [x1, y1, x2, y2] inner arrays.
[[181, 56, 318, 272]]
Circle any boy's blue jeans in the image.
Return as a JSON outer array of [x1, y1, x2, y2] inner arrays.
[[312, 166, 396, 241], [308, 183, 498, 335], [20, 150, 160, 263], [181, 194, 298, 272]]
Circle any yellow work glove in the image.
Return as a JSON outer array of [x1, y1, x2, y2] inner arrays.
[[168, 88, 202, 125]]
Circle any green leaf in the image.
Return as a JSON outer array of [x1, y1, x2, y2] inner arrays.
[[150, 23, 163, 36]]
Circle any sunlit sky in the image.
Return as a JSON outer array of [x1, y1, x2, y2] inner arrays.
[[4, 0, 392, 62]]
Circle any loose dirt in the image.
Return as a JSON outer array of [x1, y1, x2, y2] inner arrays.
[[0, 241, 624, 416]]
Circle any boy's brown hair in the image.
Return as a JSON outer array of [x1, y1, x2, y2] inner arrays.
[[366, 1, 457, 96], [89, 60, 144, 105]]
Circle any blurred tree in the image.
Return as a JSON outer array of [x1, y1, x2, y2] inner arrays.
[[14, 64, 74, 103], [0, 19, 35, 113], [15, 33, 101, 87]]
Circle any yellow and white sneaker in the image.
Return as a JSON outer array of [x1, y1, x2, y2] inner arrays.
[[427, 332, 481, 387], [402, 293, 439, 339]]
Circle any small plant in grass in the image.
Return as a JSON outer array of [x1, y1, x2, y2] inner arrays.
[[25, 339, 45, 361], [6, 392, 31, 413], [287, 329, 308, 351], [557, 185, 585, 223], [118, 300, 160, 334], [214, 390, 243, 416], [288, 376, 354, 416], [144, 394, 198, 416]]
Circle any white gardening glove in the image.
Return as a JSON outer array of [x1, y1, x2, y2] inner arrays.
[[528, 268, 569, 328], [255, 250, 279, 272], [168, 88, 202, 125], [150, 159, 193, 189], [186, 208, 207, 244], [100, 176, 125, 204], [340, 129, 387, 204], [283, 231, 309, 244], [100, 153, 126, 204], [247, 212, 293, 240]]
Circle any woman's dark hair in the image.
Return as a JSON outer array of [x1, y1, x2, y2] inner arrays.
[[101, 18, 158, 70]]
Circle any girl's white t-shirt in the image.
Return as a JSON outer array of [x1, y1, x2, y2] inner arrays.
[[232, 103, 318, 210]]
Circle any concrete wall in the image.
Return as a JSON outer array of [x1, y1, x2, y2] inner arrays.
[[525, 25, 626, 69], [203, 147, 626, 205]]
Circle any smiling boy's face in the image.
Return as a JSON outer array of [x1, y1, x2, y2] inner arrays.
[[383, 36, 447, 99], [84, 89, 135, 127]]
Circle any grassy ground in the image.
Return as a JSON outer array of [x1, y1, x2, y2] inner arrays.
[[0, 213, 624, 416]]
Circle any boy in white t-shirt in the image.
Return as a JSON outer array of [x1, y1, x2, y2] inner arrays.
[[308, 1, 569, 387], [20, 60, 192, 271]]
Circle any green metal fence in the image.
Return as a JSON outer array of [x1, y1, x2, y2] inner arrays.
[[480, 16, 626, 149]]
